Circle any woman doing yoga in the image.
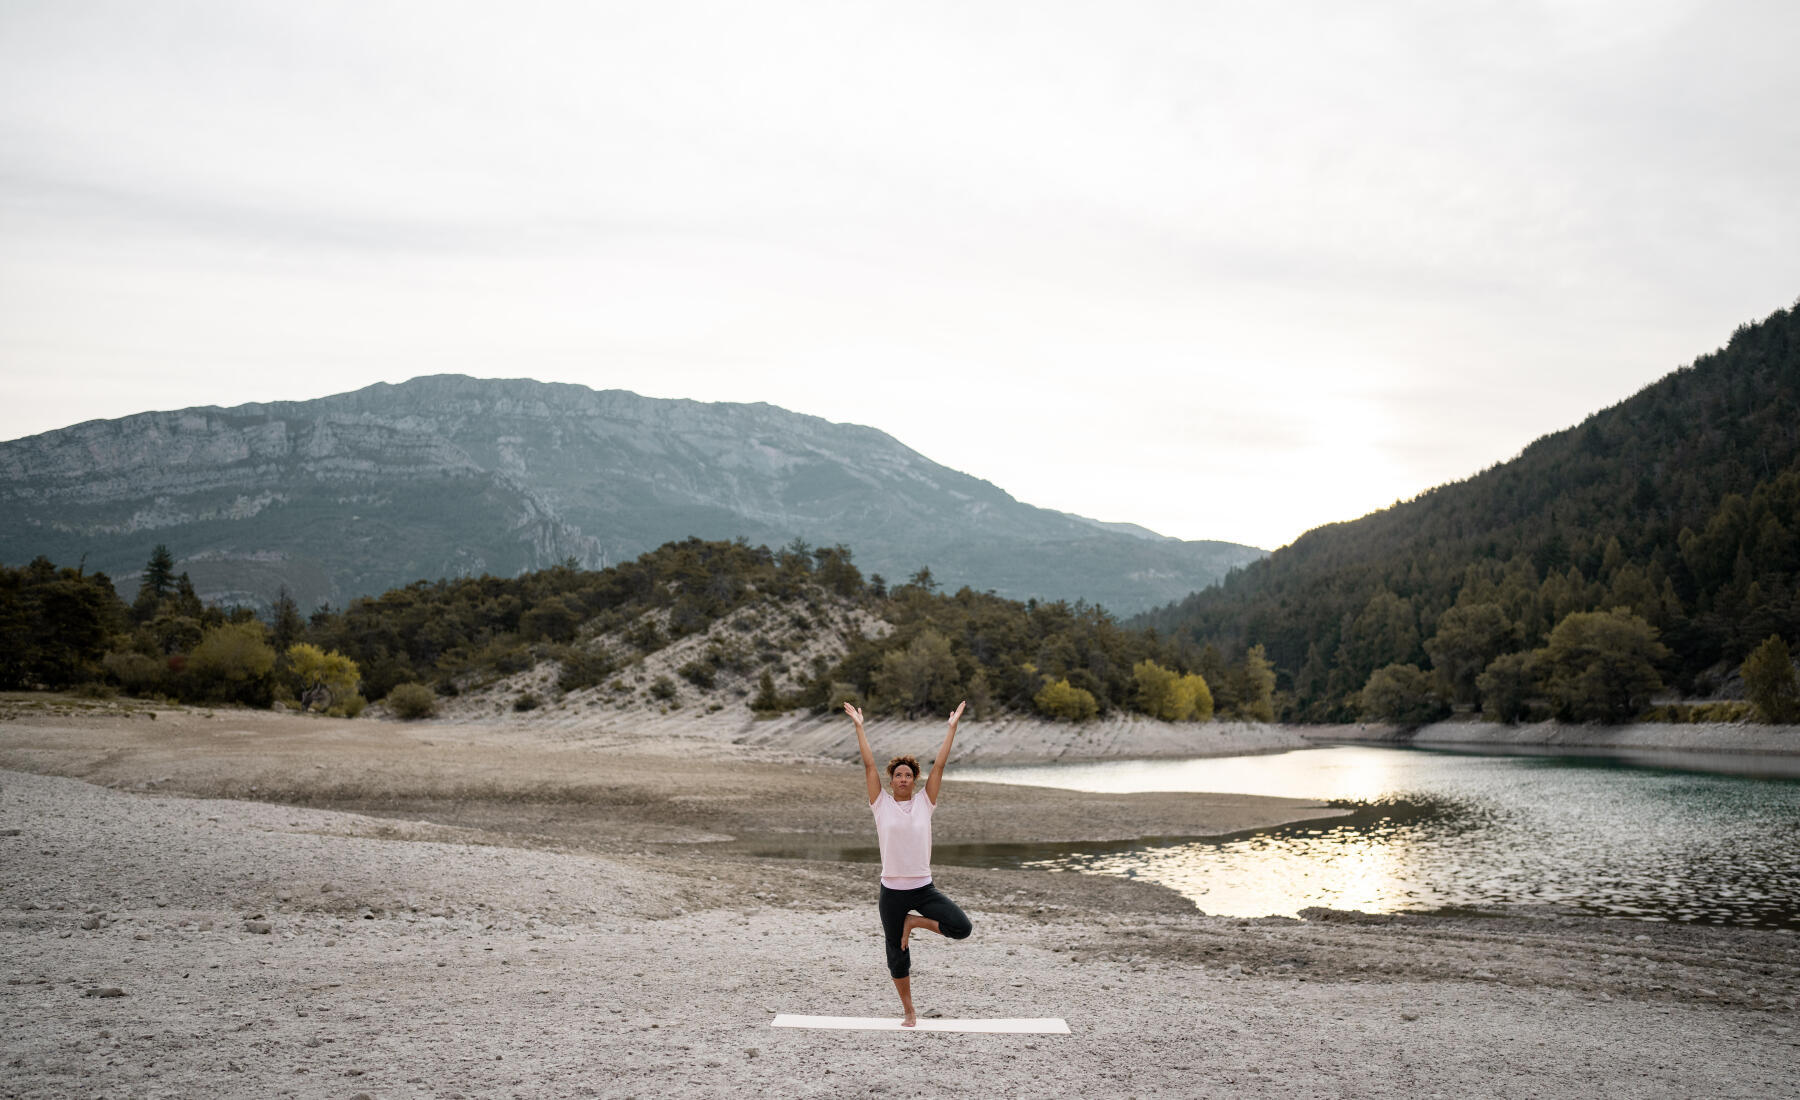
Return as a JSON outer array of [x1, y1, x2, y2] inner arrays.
[[845, 700, 974, 1027]]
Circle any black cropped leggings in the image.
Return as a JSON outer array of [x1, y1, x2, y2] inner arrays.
[[878, 882, 973, 979]]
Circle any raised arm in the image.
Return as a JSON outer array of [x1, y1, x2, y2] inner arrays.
[[845, 702, 880, 804], [924, 701, 965, 805]]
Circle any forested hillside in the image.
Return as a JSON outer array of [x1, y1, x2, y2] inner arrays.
[[0, 539, 1281, 725], [1136, 301, 1800, 721]]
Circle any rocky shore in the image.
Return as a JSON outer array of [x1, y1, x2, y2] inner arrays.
[[2, 700, 1796, 1097]]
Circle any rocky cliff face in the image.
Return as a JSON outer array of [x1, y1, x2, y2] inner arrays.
[[0, 376, 1264, 613]]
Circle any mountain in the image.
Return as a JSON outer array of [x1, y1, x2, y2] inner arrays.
[[1134, 300, 1800, 717], [0, 375, 1264, 615]]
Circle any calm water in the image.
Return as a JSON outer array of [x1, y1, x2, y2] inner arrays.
[[944, 746, 1800, 928]]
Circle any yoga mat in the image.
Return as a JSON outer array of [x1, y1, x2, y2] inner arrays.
[[771, 1014, 1070, 1034]]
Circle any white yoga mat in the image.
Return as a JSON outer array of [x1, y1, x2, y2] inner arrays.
[[772, 1014, 1070, 1034]]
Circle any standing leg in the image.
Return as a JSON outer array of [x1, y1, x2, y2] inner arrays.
[[878, 887, 917, 1026], [892, 976, 916, 1027]]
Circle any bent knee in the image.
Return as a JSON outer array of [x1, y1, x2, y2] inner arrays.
[[943, 918, 973, 941]]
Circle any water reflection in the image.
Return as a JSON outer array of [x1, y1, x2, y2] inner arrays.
[[956, 747, 1800, 928]]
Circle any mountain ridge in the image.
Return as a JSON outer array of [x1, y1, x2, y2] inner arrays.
[[0, 375, 1265, 615]]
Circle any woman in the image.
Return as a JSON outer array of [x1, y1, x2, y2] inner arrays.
[[845, 699, 974, 1027]]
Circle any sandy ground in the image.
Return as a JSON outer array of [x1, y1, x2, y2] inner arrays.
[[2, 699, 1797, 1098]]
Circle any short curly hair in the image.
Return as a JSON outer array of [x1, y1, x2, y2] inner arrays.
[[886, 755, 921, 779]]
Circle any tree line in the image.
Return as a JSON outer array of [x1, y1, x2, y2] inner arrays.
[[0, 537, 1284, 724]]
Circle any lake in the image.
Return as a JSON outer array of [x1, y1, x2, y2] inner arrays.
[[948, 745, 1800, 928]]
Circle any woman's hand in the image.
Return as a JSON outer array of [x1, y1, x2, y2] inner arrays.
[[947, 701, 966, 729], [844, 702, 865, 728]]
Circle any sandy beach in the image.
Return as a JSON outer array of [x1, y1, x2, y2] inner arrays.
[[2, 697, 1796, 1098]]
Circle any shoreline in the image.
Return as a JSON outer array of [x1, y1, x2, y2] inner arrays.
[[1307, 718, 1800, 758], [10, 691, 1794, 766]]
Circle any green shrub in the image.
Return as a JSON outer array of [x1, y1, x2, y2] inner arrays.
[[286, 643, 361, 708], [188, 620, 277, 702], [628, 620, 666, 652], [817, 679, 859, 715], [328, 693, 367, 718], [1360, 663, 1451, 725], [386, 682, 438, 720], [513, 692, 541, 712], [1477, 651, 1539, 723], [72, 681, 117, 699], [1034, 678, 1098, 721], [1132, 660, 1214, 721], [649, 676, 677, 701], [557, 645, 616, 693], [1742, 635, 1800, 723], [678, 660, 717, 689], [102, 650, 165, 694], [1541, 609, 1669, 723]]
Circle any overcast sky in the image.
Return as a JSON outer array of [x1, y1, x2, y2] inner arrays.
[[2, 1, 1796, 550]]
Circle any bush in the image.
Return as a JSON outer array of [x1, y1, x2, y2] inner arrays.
[[513, 692, 541, 712], [1742, 634, 1800, 723], [649, 676, 677, 701], [557, 645, 616, 693], [1034, 678, 1098, 721], [102, 650, 165, 694], [754, 670, 788, 713], [285, 643, 361, 708], [873, 629, 960, 717], [1477, 651, 1539, 723], [1132, 660, 1214, 721], [628, 620, 666, 652], [1360, 663, 1451, 725], [188, 620, 277, 701], [1132, 659, 1180, 718], [332, 693, 367, 718], [519, 596, 581, 643], [1644, 701, 1755, 723], [386, 682, 438, 720], [72, 681, 117, 699], [678, 659, 716, 689], [1540, 608, 1669, 723], [1176, 673, 1214, 722]]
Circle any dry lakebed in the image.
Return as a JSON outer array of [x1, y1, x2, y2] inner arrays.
[[1, 698, 1796, 1098]]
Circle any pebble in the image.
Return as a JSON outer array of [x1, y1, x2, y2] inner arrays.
[[84, 987, 126, 998], [79, 914, 103, 930], [244, 920, 272, 935]]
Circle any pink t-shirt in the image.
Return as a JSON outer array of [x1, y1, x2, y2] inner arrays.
[[870, 789, 934, 889]]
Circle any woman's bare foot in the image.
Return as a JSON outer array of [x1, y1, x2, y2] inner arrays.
[[902, 1010, 917, 1028], [900, 914, 939, 950]]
